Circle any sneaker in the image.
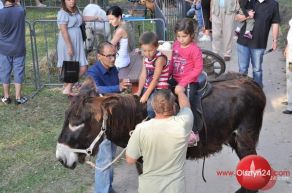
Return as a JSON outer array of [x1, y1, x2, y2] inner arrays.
[[243, 32, 253, 39], [15, 96, 28, 105], [199, 34, 211, 42], [1, 96, 12, 105], [188, 131, 200, 146]]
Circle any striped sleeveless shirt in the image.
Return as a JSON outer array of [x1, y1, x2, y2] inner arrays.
[[144, 51, 169, 89]]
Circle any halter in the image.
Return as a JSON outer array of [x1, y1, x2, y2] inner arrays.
[[60, 113, 108, 157]]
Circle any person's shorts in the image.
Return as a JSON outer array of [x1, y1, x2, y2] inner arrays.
[[0, 53, 25, 84]]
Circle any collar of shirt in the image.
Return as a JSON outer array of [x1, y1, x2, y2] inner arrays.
[[96, 61, 114, 75], [258, 0, 265, 3]]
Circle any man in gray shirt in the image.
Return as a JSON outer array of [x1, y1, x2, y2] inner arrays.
[[0, 0, 27, 105]]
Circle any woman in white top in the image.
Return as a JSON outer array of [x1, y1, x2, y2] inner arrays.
[[106, 6, 134, 69]]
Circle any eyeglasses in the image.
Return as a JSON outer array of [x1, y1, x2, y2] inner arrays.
[[99, 53, 119, 59]]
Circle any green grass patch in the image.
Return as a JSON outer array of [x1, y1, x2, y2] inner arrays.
[[0, 88, 95, 193]]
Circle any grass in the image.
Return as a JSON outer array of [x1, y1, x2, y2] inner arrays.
[[0, 87, 95, 193]]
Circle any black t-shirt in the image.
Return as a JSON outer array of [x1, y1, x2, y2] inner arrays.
[[237, 0, 280, 49], [240, 0, 256, 17]]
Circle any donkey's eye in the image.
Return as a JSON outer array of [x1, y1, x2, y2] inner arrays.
[[69, 123, 85, 132]]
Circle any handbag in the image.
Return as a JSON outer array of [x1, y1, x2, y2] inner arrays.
[[60, 60, 80, 83], [80, 22, 86, 42]]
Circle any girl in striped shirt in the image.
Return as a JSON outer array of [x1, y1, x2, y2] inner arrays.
[[135, 31, 170, 118]]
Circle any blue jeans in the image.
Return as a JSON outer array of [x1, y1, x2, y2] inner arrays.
[[237, 43, 265, 88], [186, 4, 203, 31], [142, 88, 157, 118], [95, 138, 117, 193]]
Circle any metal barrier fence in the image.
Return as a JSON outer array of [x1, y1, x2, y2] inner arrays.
[[22, 0, 108, 9], [23, 18, 165, 93], [155, 0, 188, 40]]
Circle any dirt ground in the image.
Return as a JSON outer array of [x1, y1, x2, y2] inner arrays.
[[104, 34, 292, 193]]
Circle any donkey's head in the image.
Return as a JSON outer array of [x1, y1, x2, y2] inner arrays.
[[56, 77, 147, 169]]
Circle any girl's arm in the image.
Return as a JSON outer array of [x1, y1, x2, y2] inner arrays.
[[136, 61, 147, 96], [59, 24, 73, 57], [111, 27, 124, 46], [140, 56, 166, 103], [179, 48, 203, 87]]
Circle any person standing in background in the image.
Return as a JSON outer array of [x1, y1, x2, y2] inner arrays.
[[57, 0, 99, 95], [236, 0, 280, 88], [211, 0, 238, 61], [199, 0, 212, 41], [106, 6, 134, 69], [0, 0, 28, 105], [283, 18, 292, 114]]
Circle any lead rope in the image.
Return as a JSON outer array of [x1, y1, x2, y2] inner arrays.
[[85, 130, 135, 171]]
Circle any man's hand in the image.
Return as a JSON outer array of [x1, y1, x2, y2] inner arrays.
[[119, 79, 132, 92], [272, 40, 277, 51], [175, 85, 190, 109], [175, 85, 185, 95]]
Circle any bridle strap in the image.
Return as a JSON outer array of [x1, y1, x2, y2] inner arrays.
[[61, 113, 108, 156]]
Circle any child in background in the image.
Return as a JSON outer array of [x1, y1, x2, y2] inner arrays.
[[169, 18, 203, 145], [135, 31, 169, 118], [235, 0, 255, 39]]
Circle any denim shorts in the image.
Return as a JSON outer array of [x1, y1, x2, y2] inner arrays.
[[0, 53, 25, 84]]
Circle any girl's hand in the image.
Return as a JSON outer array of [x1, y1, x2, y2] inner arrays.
[[67, 46, 74, 57], [140, 94, 148, 103]]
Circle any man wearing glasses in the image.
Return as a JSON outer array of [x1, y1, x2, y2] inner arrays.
[[87, 41, 131, 193]]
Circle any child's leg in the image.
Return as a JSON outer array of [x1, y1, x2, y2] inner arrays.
[[245, 18, 255, 33], [143, 88, 156, 118], [243, 18, 255, 39], [189, 83, 200, 132], [188, 83, 200, 145]]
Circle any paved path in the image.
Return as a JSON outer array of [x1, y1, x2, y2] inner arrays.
[[110, 35, 292, 193]]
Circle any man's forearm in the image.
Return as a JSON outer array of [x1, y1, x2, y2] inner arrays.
[[272, 23, 279, 41], [177, 92, 191, 109]]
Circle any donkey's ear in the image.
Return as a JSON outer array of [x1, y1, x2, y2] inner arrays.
[[79, 76, 98, 97]]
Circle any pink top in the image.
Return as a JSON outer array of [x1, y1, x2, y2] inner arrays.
[[169, 41, 203, 87]]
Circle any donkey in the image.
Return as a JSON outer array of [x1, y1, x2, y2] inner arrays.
[[83, 4, 111, 52], [56, 73, 266, 193]]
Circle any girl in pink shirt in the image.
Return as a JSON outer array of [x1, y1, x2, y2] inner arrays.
[[169, 18, 203, 145]]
